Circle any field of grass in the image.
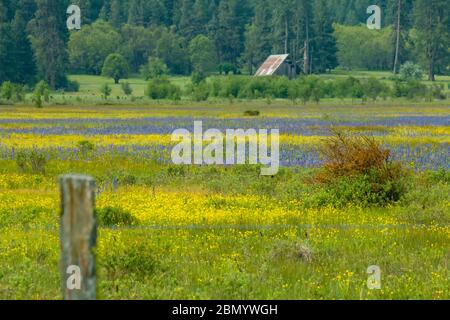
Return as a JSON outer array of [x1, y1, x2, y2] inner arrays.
[[68, 74, 191, 98], [0, 73, 449, 300]]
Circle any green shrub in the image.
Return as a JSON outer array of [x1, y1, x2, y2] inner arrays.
[[95, 206, 138, 227], [399, 62, 423, 81], [1, 82, 25, 103], [102, 53, 129, 84], [347, 77, 365, 101], [392, 79, 406, 97], [141, 57, 169, 80], [430, 84, 446, 100], [77, 140, 96, 157], [209, 78, 222, 97], [121, 81, 133, 96], [333, 78, 349, 100], [293, 76, 324, 104], [15, 150, 48, 174], [311, 169, 408, 207], [243, 77, 271, 99], [287, 80, 299, 102], [191, 71, 207, 85], [296, 78, 312, 104], [12, 84, 25, 102], [101, 243, 160, 277], [120, 174, 138, 185], [66, 80, 80, 92], [329, 76, 364, 101], [189, 82, 210, 101], [0, 81, 13, 100], [15, 151, 28, 172], [219, 76, 245, 98], [167, 165, 186, 177], [218, 63, 237, 75], [30, 151, 47, 174], [405, 81, 428, 100], [321, 81, 336, 98], [100, 83, 112, 100], [392, 80, 428, 99], [270, 77, 290, 99], [145, 77, 181, 100], [315, 130, 408, 207], [309, 77, 325, 103], [363, 77, 387, 101], [33, 81, 50, 108], [243, 110, 260, 117]]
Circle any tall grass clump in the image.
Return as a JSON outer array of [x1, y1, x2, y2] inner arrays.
[[313, 130, 408, 207], [96, 207, 138, 227], [16, 150, 48, 174]]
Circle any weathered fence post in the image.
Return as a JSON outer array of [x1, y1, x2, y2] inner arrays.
[[59, 175, 97, 300]]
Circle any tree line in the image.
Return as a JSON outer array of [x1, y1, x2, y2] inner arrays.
[[0, 0, 448, 90]]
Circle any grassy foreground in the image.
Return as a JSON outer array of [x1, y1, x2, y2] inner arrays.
[[0, 164, 448, 299]]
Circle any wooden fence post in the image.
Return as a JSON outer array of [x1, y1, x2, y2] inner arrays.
[[59, 174, 97, 300]]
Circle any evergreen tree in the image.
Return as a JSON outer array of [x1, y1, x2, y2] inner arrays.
[[243, 24, 258, 74], [15, 0, 36, 21], [191, 0, 212, 36], [110, 0, 124, 27], [0, 2, 7, 23], [164, 0, 175, 25], [272, 0, 293, 55], [413, 0, 449, 80], [312, 0, 337, 73], [146, 0, 169, 26], [128, 0, 145, 26], [29, 0, 69, 89], [243, 1, 272, 74], [177, 0, 196, 39], [0, 22, 14, 83], [0, 0, 14, 22], [344, 0, 359, 25], [1, 0, 445, 81], [154, 28, 190, 74], [292, 0, 313, 74], [73, 0, 93, 24], [119, 24, 157, 72], [89, 0, 104, 21], [211, 0, 249, 66], [10, 0, 37, 83], [98, 0, 111, 21], [328, 0, 350, 24]]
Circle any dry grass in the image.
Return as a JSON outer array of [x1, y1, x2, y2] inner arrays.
[[316, 129, 401, 183]]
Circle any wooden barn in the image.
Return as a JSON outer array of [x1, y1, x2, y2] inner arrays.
[[254, 54, 297, 79]]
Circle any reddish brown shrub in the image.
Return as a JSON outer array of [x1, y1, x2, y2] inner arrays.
[[316, 129, 402, 183]]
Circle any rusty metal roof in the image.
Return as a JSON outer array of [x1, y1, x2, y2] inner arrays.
[[255, 54, 290, 76]]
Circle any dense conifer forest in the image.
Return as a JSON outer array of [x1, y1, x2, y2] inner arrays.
[[0, 0, 448, 88]]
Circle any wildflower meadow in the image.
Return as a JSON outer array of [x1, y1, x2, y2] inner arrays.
[[0, 98, 448, 300]]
